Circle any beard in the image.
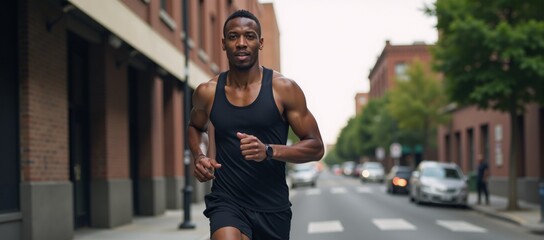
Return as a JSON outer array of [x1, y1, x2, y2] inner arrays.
[[233, 63, 253, 71]]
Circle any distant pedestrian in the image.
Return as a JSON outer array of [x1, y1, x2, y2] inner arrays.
[[476, 154, 489, 205]]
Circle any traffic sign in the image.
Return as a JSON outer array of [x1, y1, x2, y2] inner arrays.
[[375, 147, 385, 160], [390, 143, 402, 158]]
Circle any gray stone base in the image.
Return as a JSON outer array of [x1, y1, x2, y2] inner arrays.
[[0, 213, 22, 240], [22, 181, 73, 240], [166, 177, 184, 209], [489, 177, 542, 204], [139, 177, 166, 216], [90, 179, 133, 228]]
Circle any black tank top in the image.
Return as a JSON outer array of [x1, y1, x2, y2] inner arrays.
[[209, 67, 290, 212]]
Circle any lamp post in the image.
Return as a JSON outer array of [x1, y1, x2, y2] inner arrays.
[[179, 0, 195, 229]]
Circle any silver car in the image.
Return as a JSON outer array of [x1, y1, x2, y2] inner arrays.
[[289, 162, 319, 188], [360, 162, 385, 183], [409, 161, 468, 207]]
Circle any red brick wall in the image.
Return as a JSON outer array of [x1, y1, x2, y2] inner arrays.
[[438, 106, 510, 176], [137, 74, 165, 178], [261, 3, 281, 72], [163, 81, 184, 177], [88, 43, 130, 180], [20, 0, 69, 182], [521, 104, 542, 178], [119, 0, 277, 77], [104, 46, 130, 179]]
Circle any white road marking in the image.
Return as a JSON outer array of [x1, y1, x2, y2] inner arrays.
[[356, 186, 373, 193], [372, 218, 417, 231], [306, 188, 321, 195], [308, 220, 344, 234], [436, 220, 487, 232], [331, 187, 348, 194]]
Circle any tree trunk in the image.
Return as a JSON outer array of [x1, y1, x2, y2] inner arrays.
[[507, 105, 520, 210]]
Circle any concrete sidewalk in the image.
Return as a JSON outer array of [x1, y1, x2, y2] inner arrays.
[[468, 192, 544, 234], [74, 202, 211, 240]]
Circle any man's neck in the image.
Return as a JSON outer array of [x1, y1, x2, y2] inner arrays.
[[227, 64, 262, 88]]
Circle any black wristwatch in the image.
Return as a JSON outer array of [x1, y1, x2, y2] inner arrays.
[[265, 144, 274, 161]]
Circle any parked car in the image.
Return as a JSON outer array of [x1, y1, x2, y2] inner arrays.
[[330, 164, 342, 175], [289, 162, 319, 188], [360, 162, 385, 182], [385, 165, 412, 194], [409, 161, 468, 207], [341, 161, 356, 176], [352, 163, 364, 177]]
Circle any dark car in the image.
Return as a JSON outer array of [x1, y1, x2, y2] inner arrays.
[[385, 166, 412, 194]]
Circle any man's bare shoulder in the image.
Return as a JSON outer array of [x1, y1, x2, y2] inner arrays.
[[271, 70, 299, 91], [195, 76, 219, 97]]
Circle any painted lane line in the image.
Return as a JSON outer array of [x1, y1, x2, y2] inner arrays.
[[356, 186, 373, 193], [306, 188, 321, 195], [308, 220, 344, 234], [436, 220, 487, 232], [330, 187, 348, 194], [372, 218, 417, 231]]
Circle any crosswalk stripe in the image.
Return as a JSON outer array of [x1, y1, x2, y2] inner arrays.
[[372, 218, 417, 230], [306, 189, 321, 195], [356, 186, 373, 193], [331, 187, 348, 194], [308, 220, 344, 234], [436, 220, 487, 232]]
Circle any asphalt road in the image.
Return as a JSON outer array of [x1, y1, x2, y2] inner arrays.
[[289, 170, 542, 240]]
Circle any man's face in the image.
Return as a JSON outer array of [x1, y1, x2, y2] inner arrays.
[[222, 17, 263, 71]]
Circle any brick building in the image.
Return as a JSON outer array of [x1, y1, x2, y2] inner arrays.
[[438, 105, 544, 204], [367, 40, 434, 170], [0, 0, 281, 239], [368, 40, 432, 99], [354, 92, 368, 116]]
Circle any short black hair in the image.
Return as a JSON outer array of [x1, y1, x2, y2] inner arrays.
[[223, 10, 261, 38]]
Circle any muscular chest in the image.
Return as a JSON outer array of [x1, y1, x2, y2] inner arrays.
[[224, 84, 261, 107]]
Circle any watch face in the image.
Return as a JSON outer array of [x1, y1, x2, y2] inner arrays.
[[266, 145, 273, 160]]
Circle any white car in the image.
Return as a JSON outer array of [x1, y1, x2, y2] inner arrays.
[[409, 161, 468, 207], [289, 162, 319, 188], [360, 162, 385, 183]]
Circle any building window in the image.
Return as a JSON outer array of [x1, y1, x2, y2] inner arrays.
[[160, 0, 176, 30], [198, 0, 205, 51], [455, 132, 461, 167], [480, 125, 489, 163], [467, 128, 474, 171], [0, 0, 19, 214], [395, 62, 409, 81], [445, 135, 451, 163]]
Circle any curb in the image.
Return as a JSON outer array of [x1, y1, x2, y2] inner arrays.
[[469, 204, 523, 225], [469, 204, 544, 234]]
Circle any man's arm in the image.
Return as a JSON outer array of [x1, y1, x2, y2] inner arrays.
[[271, 76, 324, 163], [188, 81, 221, 182]]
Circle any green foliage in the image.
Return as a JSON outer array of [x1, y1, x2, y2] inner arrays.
[[322, 148, 343, 166], [428, 0, 544, 111], [427, 0, 544, 210], [335, 117, 362, 161], [387, 60, 449, 153]]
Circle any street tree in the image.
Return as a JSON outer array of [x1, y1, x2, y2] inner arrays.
[[427, 0, 544, 210], [336, 117, 362, 162], [387, 60, 449, 160]]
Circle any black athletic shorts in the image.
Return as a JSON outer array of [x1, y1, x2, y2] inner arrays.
[[203, 194, 292, 240]]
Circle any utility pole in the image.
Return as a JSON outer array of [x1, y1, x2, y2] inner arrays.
[[179, 0, 195, 229]]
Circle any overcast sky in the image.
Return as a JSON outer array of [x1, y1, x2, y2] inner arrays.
[[258, 0, 437, 146]]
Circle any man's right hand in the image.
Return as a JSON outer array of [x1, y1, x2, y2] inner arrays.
[[194, 155, 221, 182]]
